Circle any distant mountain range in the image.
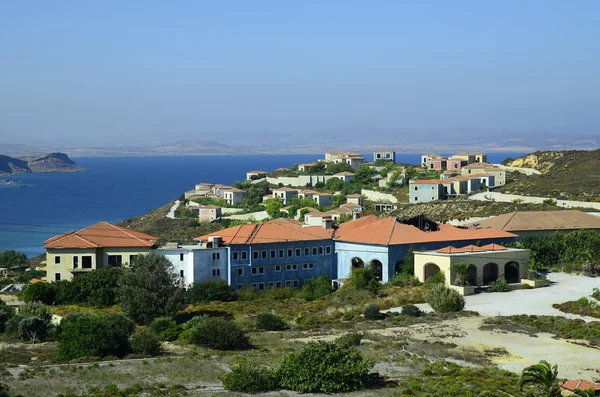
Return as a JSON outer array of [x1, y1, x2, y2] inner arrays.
[[0, 153, 84, 175]]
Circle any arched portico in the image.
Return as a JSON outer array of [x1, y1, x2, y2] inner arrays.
[[424, 263, 441, 281], [483, 263, 499, 285], [504, 261, 520, 283], [351, 257, 365, 269]]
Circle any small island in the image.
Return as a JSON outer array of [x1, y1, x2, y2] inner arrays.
[[0, 152, 84, 176]]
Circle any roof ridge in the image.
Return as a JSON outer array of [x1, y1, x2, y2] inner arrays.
[[106, 222, 154, 246], [501, 212, 518, 231], [387, 217, 397, 245], [277, 221, 328, 240], [72, 233, 100, 248], [246, 224, 262, 244]]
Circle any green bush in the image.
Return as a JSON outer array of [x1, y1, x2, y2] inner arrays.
[[0, 383, 10, 397], [0, 300, 15, 333], [130, 328, 162, 357], [149, 317, 181, 341], [552, 297, 600, 319], [334, 332, 363, 348], [183, 317, 249, 350], [425, 271, 446, 286], [278, 340, 376, 392], [53, 268, 123, 307], [255, 313, 286, 331], [186, 280, 237, 304], [299, 275, 334, 301], [4, 315, 23, 337], [57, 313, 135, 361], [363, 303, 382, 320], [389, 272, 422, 287], [23, 282, 55, 304], [18, 317, 50, 343], [488, 279, 511, 293], [221, 362, 280, 393], [593, 288, 600, 301], [401, 304, 422, 317], [425, 284, 465, 313]]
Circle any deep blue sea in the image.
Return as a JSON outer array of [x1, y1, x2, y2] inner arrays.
[[0, 152, 523, 257]]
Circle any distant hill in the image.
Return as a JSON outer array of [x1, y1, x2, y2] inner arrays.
[[497, 149, 600, 201], [0, 152, 84, 175]]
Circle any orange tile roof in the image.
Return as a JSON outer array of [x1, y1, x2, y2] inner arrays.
[[561, 380, 600, 392], [375, 148, 395, 152], [462, 163, 500, 170], [247, 170, 267, 174], [469, 210, 600, 232], [195, 218, 334, 244], [273, 187, 299, 192], [347, 194, 362, 198], [335, 172, 355, 176], [299, 163, 315, 167], [410, 180, 453, 185], [435, 244, 508, 254], [334, 216, 517, 246], [44, 222, 158, 249]]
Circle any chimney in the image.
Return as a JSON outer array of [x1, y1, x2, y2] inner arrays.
[[209, 236, 223, 247], [322, 216, 333, 230]]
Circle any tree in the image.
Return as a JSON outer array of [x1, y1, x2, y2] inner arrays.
[[518, 360, 561, 397], [573, 388, 597, 397], [23, 282, 56, 304], [183, 317, 249, 350], [324, 177, 345, 191], [130, 327, 162, 357], [186, 280, 237, 303], [0, 300, 14, 333], [265, 198, 284, 219], [0, 250, 27, 269], [117, 254, 185, 324], [17, 301, 53, 343], [450, 263, 470, 286]]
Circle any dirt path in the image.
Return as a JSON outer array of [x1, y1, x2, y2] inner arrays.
[[166, 200, 180, 219]]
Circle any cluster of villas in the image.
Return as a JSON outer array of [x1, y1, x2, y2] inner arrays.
[[421, 152, 487, 172]]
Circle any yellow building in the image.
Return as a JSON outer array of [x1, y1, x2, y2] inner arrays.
[[43, 222, 158, 282], [414, 244, 530, 287], [461, 163, 506, 187]]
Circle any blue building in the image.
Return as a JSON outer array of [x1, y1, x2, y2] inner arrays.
[[409, 180, 453, 203], [373, 148, 396, 163]]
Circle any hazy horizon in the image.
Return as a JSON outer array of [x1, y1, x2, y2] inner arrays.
[[2, 1, 600, 147]]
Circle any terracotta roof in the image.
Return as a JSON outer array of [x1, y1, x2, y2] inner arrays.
[[423, 153, 440, 157], [334, 216, 517, 246], [314, 192, 333, 197], [347, 194, 362, 198], [195, 218, 333, 244], [273, 187, 299, 192], [44, 222, 158, 249], [275, 168, 290, 171], [196, 205, 220, 209], [462, 163, 500, 170], [226, 188, 246, 193], [469, 210, 600, 232], [300, 189, 319, 195], [299, 163, 315, 167], [410, 180, 453, 185], [561, 380, 600, 392], [335, 172, 355, 176], [435, 244, 508, 254], [469, 173, 494, 177], [375, 148, 395, 152], [247, 170, 267, 174]]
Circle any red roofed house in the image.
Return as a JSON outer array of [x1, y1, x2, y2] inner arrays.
[[560, 380, 600, 395], [43, 222, 158, 282]]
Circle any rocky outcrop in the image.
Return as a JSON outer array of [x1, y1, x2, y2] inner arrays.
[[0, 152, 84, 175]]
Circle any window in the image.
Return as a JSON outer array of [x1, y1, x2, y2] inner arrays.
[[258, 283, 265, 290], [212, 252, 220, 260], [270, 250, 276, 258], [415, 197, 418, 201], [414, 186, 418, 191], [303, 263, 308, 269], [275, 265, 281, 272], [253, 251, 259, 260], [286, 265, 292, 271], [179, 253, 184, 261], [312, 248, 317, 256], [233, 252, 239, 260], [55, 273, 61, 281], [261, 250, 267, 259], [285, 281, 291, 287], [431, 186, 434, 190], [54, 256, 61, 264], [319, 246, 323, 255], [180, 270, 184, 278], [251, 267, 257, 275], [304, 248, 309, 256], [237, 284, 244, 290], [73, 256, 79, 269], [237, 268, 243, 276], [82, 256, 93, 269], [279, 249, 284, 257], [287, 249, 293, 257], [326, 246, 331, 254], [292, 264, 298, 270], [276, 281, 282, 287], [212, 269, 220, 276], [295, 248, 301, 256], [258, 266, 264, 274], [241, 251, 247, 260], [251, 283, 257, 289], [129, 255, 137, 265], [268, 282, 274, 287], [293, 280, 299, 287], [107, 255, 122, 267]]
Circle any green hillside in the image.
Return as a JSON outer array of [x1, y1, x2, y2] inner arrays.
[[497, 149, 600, 201]]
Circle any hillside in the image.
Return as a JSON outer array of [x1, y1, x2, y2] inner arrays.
[[0, 152, 83, 175], [497, 149, 600, 201]]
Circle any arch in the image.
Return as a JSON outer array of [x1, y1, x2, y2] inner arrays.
[[351, 257, 364, 269], [466, 264, 477, 286], [504, 261, 520, 284], [424, 263, 441, 281], [483, 263, 499, 285], [369, 259, 383, 281]]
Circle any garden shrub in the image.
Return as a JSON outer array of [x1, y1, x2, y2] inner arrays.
[[130, 327, 162, 357], [488, 279, 511, 293], [593, 288, 600, 301], [552, 297, 600, 319], [0, 300, 15, 333], [401, 304, 422, 317], [425, 270, 446, 286], [389, 272, 422, 287], [278, 340, 376, 392], [18, 317, 51, 344], [149, 317, 182, 341], [183, 317, 249, 350], [295, 313, 327, 328], [299, 275, 334, 301], [4, 315, 23, 337], [0, 383, 9, 397], [23, 282, 55, 304], [334, 332, 362, 348], [186, 280, 237, 304], [57, 312, 135, 360], [363, 303, 383, 320], [255, 313, 286, 331], [221, 362, 280, 393], [424, 284, 465, 313]]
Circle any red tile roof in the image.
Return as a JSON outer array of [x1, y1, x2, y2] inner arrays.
[[44, 222, 158, 249], [561, 380, 600, 392], [195, 218, 334, 244], [410, 180, 453, 185], [335, 172, 355, 176], [247, 170, 267, 174], [334, 216, 517, 246], [435, 244, 508, 254]]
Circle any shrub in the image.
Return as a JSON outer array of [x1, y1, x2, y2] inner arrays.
[[0, 300, 15, 333], [23, 282, 55, 304], [521, 283, 534, 290], [221, 362, 280, 393], [4, 315, 23, 337], [363, 303, 382, 320], [424, 284, 465, 313], [186, 280, 237, 304], [488, 279, 511, 293], [299, 275, 334, 301], [334, 332, 363, 348], [18, 317, 50, 343], [52, 268, 123, 307], [278, 340, 375, 392], [184, 317, 249, 350], [19, 301, 52, 322], [149, 316, 176, 335], [425, 271, 446, 286], [593, 288, 600, 301], [130, 328, 162, 357], [58, 313, 135, 361], [255, 313, 286, 331], [0, 383, 9, 397], [401, 304, 422, 317], [389, 272, 422, 287]]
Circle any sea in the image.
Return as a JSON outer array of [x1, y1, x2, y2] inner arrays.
[[0, 152, 524, 258]]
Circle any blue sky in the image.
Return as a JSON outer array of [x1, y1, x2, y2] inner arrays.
[[1, 1, 599, 145]]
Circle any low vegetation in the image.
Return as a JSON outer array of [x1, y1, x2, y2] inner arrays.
[[424, 284, 465, 313], [488, 278, 511, 293], [553, 297, 600, 319]]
